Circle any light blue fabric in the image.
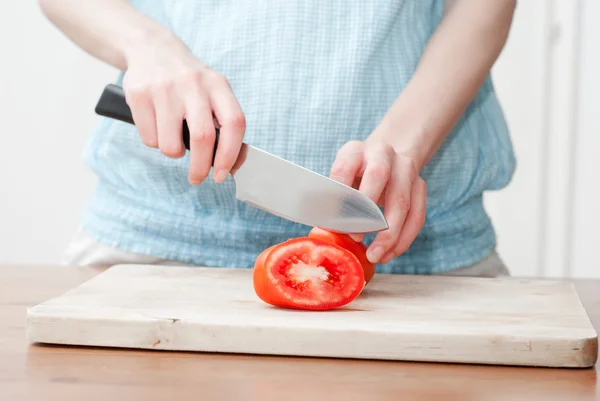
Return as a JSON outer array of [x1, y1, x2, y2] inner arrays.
[[80, 0, 516, 274]]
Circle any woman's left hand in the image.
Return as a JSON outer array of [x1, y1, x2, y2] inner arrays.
[[330, 139, 427, 265], [327, 0, 518, 266]]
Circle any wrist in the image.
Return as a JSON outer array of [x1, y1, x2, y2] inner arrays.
[[366, 105, 429, 172], [121, 24, 182, 67], [368, 76, 461, 173]]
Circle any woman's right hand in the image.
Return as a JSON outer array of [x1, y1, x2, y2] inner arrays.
[[122, 32, 246, 185]]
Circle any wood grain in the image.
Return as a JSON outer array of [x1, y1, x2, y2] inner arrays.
[[1, 265, 599, 401], [25, 264, 598, 367]]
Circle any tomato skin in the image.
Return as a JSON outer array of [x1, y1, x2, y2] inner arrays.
[[308, 227, 376, 284], [253, 245, 279, 306], [252, 237, 365, 311], [254, 245, 275, 272]]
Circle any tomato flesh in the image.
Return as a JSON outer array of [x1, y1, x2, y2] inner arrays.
[[253, 237, 365, 311], [308, 227, 376, 284]]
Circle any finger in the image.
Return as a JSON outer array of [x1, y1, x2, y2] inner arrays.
[[381, 177, 427, 264], [330, 141, 365, 187], [184, 92, 216, 185], [330, 141, 366, 241], [125, 87, 158, 148], [209, 76, 246, 182], [153, 82, 186, 158], [366, 158, 413, 264], [357, 143, 393, 206]]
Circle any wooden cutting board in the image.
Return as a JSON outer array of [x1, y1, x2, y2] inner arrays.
[[25, 264, 598, 368]]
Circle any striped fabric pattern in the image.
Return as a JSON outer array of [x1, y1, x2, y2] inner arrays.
[[80, 0, 516, 274]]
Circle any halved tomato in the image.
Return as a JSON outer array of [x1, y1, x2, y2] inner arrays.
[[253, 237, 365, 311], [308, 227, 376, 284]]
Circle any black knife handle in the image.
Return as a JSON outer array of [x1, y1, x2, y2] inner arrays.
[[94, 83, 219, 165]]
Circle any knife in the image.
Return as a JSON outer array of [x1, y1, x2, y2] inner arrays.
[[94, 83, 388, 234]]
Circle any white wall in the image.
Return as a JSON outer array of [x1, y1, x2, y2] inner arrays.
[[486, 0, 600, 278], [570, 0, 600, 278], [0, 2, 117, 265], [0, 1, 597, 277], [485, 0, 550, 278]]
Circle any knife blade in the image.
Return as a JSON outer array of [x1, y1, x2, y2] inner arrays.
[[94, 83, 389, 234]]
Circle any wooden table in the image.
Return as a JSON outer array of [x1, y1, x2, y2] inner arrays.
[[1, 266, 598, 401]]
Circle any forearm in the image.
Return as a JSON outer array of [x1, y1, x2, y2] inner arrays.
[[38, 0, 176, 70], [369, 0, 516, 172]]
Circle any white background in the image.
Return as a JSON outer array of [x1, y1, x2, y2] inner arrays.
[[1, 1, 598, 278]]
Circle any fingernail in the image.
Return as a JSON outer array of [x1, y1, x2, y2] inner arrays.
[[214, 169, 228, 182], [349, 234, 364, 242], [367, 246, 384, 263], [188, 175, 201, 185], [380, 252, 394, 264]]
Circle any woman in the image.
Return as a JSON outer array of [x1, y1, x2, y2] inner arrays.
[[40, 0, 517, 276]]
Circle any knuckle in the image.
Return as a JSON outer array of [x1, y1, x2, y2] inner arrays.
[[191, 128, 215, 143], [124, 85, 151, 104], [181, 68, 204, 84], [160, 143, 184, 158], [373, 141, 394, 155], [367, 160, 390, 178], [177, 69, 209, 94], [223, 113, 246, 131], [153, 79, 175, 96], [330, 161, 353, 178], [398, 154, 418, 175], [122, 74, 138, 92], [205, 72, 230, 89], [214, 73, 231, 88], [339, 140, 364, 155]]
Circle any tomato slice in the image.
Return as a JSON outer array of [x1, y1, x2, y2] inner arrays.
[[308, 227, 376, 284], [253, 237, 365, 311], [254, 244, 276, 270]]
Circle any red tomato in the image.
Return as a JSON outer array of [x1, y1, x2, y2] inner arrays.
[[308, 227, 376, 284], [253, 244, 276, 272], [252, 237, 365, 311]]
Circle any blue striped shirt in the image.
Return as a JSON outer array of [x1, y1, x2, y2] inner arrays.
[[80, 0, 516, 274]]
